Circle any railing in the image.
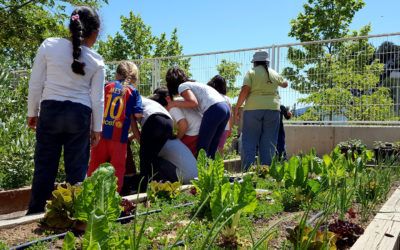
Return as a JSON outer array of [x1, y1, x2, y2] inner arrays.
[[10, 32, 400, 125]]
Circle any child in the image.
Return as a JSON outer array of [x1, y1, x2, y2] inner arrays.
[[153, 87, 201, 156], [207, 75, 232, 155], [88, 61, 143, 193], [138, 97, 174, 189], [27, 7, 104, 214], [166, 67, 230, 158], [277, 105, 292, 160]]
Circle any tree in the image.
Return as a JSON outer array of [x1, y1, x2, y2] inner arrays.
[[216, 59, 241, 97], [285, 0, 395, 121], [97, 13, 190, 95], [0, 0, 108, 68]]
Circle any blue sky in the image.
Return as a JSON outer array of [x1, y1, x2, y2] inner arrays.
[[97, 0, 400, 54]]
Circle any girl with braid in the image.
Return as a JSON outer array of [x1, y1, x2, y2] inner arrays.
[[27, 7, 104, 214]]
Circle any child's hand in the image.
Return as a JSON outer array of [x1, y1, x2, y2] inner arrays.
[[91, 131, 101, 148], [27, 117, 38, 130]]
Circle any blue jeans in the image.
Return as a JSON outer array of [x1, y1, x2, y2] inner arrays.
[[241, 110, 280, 170], [28, 100, 91, 214], [197, 102, 230, 158]]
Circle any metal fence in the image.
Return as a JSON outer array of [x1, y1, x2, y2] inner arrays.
[[11, 32, 400, 125]]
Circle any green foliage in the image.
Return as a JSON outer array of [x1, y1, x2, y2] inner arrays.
[[42, 184, 82, 229], [269, 151, 322, 196], [62, 232, 76, 250], [82, 209, 109, 250], [0, 71, 35, 189], [192, 150, 227, 218], [0, 240, 7, 250], [74, 165, 122, 223], [147, 181, 182, 201], [216, 59, 241, 97], [0, 0, 108, 68]]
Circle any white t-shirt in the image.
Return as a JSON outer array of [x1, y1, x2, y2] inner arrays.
[[141, 97, 172, 126], [27, 38, 105, 131], [158, 139, 198, 184], [178, 81, 225, 114], [169, 106, 202, 136]]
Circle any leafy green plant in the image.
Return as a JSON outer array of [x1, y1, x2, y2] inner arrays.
[[147, 181, 182, 201], [0, 240, 7, 250], [74, 164, 122, 223], [209, 175, 258, 247], [42, 184, 82, 229], [192, 149, 228, 218], [82, 209, 110, 249], [62, 232, 76, 250]]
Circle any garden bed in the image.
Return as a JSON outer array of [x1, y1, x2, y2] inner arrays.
[[0, 158, 242, 218], [0, 148, 399, 249]]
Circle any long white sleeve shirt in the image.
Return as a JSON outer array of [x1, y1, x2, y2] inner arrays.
[[27, 38, 105, 131]]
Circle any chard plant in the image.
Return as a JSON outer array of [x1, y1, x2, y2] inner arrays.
[[209, 175, 258, 247], [74, 164, 122, 224], [192, 149, 228, 218]]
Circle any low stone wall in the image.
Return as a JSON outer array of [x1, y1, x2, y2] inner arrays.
[[285, 125, 400, 156]]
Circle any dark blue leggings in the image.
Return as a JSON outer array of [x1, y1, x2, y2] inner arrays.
[[197, 102, 230, 158]]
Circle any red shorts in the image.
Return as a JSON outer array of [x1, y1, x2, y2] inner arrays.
[[88, 139, 127, 193], [181, 135, 198, 156]]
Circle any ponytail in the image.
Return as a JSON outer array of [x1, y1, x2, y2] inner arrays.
[[68, 7, 100, 75], [70, 14, 85, 75], [254, 61, 272, 83]]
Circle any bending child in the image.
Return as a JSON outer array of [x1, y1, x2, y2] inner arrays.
[[207, 75, 232, 155]]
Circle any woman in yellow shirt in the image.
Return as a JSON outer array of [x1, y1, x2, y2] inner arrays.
[[234, 51, 288, 170]]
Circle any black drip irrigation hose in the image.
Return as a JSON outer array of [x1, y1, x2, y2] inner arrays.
[[10, 202, 195, 250], [9, 232, 68, 250]]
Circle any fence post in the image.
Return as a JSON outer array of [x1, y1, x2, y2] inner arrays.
[[270, 45, 276, 70], [151, 59, 161, 93]]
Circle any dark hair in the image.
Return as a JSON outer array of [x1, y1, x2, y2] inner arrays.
[[69, 7, 100, 75], [207, 75, 227, 95], [254, 61, 272, 83], [151, 86, 169, 107], [165, 67, 193, 97]]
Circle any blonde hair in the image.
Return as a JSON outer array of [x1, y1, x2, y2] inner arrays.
[[116, 61, 139, 85]]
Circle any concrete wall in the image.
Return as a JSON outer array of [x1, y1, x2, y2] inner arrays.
[[285, 125, 400, 156]]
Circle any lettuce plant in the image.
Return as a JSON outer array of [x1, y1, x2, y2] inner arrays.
[[147, 181, 181, 201], [42, 184, 81, 229]]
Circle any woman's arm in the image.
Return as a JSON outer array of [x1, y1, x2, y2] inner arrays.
[[168, 89, 198, 109], [176, 119, 188, 139], [234, 85, 251, 122]]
